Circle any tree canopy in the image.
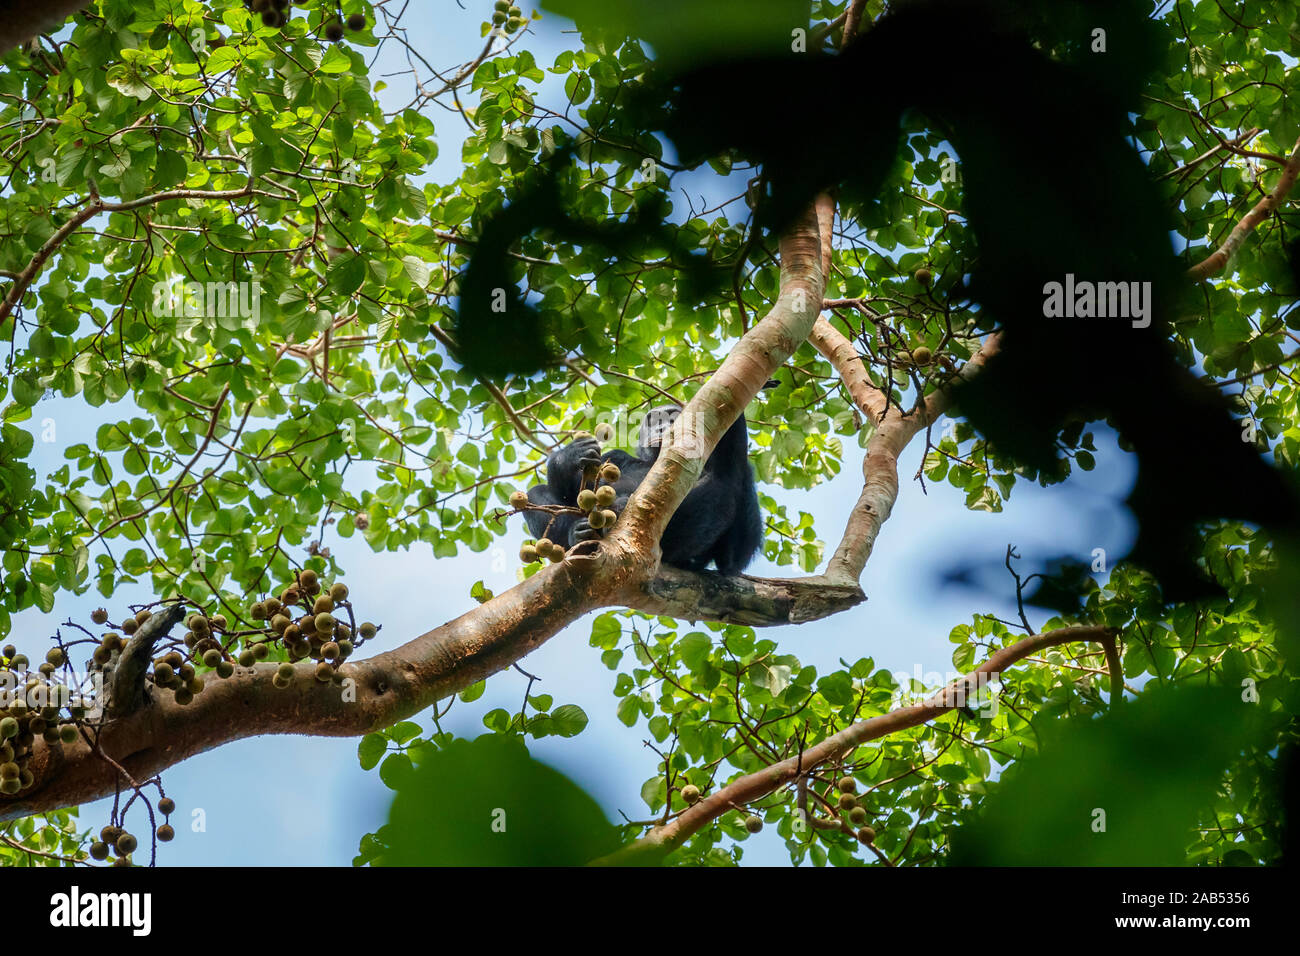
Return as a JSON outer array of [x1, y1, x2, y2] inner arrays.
[[0, 0, 1298, 868]]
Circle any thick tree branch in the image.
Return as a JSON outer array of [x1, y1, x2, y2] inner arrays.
[[842, 0, 871, 46], [629, 567, 864, 626], [107, 604, 186, 719], [808, 194, 891, 422], [803, 190, 1003, 587], [819, 327, 1001, 587], [810, 316, 889, 421], [593, 624, 1117, 865], [610, 203, 826, 565], [4, 556, 610, 821], [1100, 634, 1124, 709], [0, 1, 86, 54]]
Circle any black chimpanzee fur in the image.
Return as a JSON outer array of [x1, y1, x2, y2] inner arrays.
[[524, 405, 762, 575]]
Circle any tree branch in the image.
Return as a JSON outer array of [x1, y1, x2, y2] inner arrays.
[[608, 203, 826, 568], [1186, 137, 1300, 281], [842, 0, 871, 46], [808, 194, 891, 422], [1100, 633, 1124, 709], [810, 316, 889, 421], [107, 604, 187, 719], [593, 624, 1117, 865], [820, 331, 1001, 587], [4, 556, 604, 821], [629, 567, 864, 626], [0, 188, 257, 327]]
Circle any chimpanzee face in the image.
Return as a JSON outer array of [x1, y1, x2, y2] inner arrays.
[[636, 405, 682, 456]]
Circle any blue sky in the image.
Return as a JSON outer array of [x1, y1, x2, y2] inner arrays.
[[4, 3, 1138, 865]]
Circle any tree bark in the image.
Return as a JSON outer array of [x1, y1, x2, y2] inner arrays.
[[0, 1, 87, 54]]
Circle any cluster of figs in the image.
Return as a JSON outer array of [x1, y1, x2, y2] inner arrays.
[[510, 423, 621, 565]]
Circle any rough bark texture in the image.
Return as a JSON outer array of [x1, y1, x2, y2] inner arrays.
[[7, 558, 601, 820], [630, 568, 864, 626], [0, 1, 87, 54]]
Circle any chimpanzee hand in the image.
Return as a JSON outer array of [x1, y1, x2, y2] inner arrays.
[[570, 436, 603, 476], [571, 514, 603, 545], [544, 434, 603, 502], [569, 493, 628, 546]]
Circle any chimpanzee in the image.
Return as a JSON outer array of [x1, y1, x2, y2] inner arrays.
[[524, 405, 763, 575]]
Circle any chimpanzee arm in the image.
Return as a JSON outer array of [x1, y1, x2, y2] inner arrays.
[[575, 416, 762, 574], [522, 435, 602, 544], [570, 450, 647, 545], [578, 473, 748, 569]]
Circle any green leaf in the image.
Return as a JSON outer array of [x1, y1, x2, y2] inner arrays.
[[320, 45, 353, 74], [379, 752, 414, 790], [677, 632, 712, 671], [388, 721, 422, 745], [205, 45, 240, 74], [358, 733, 387, 770], [616, 695, 641, 727], [550, 704, 588, 737], [154, 150, 188, 187], [328, 252, 367, 295], [402, 255, 430, 288], [105, 64, 152, 100]]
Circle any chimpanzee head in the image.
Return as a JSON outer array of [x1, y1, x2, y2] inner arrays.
[[636, 405, 682, 458]]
